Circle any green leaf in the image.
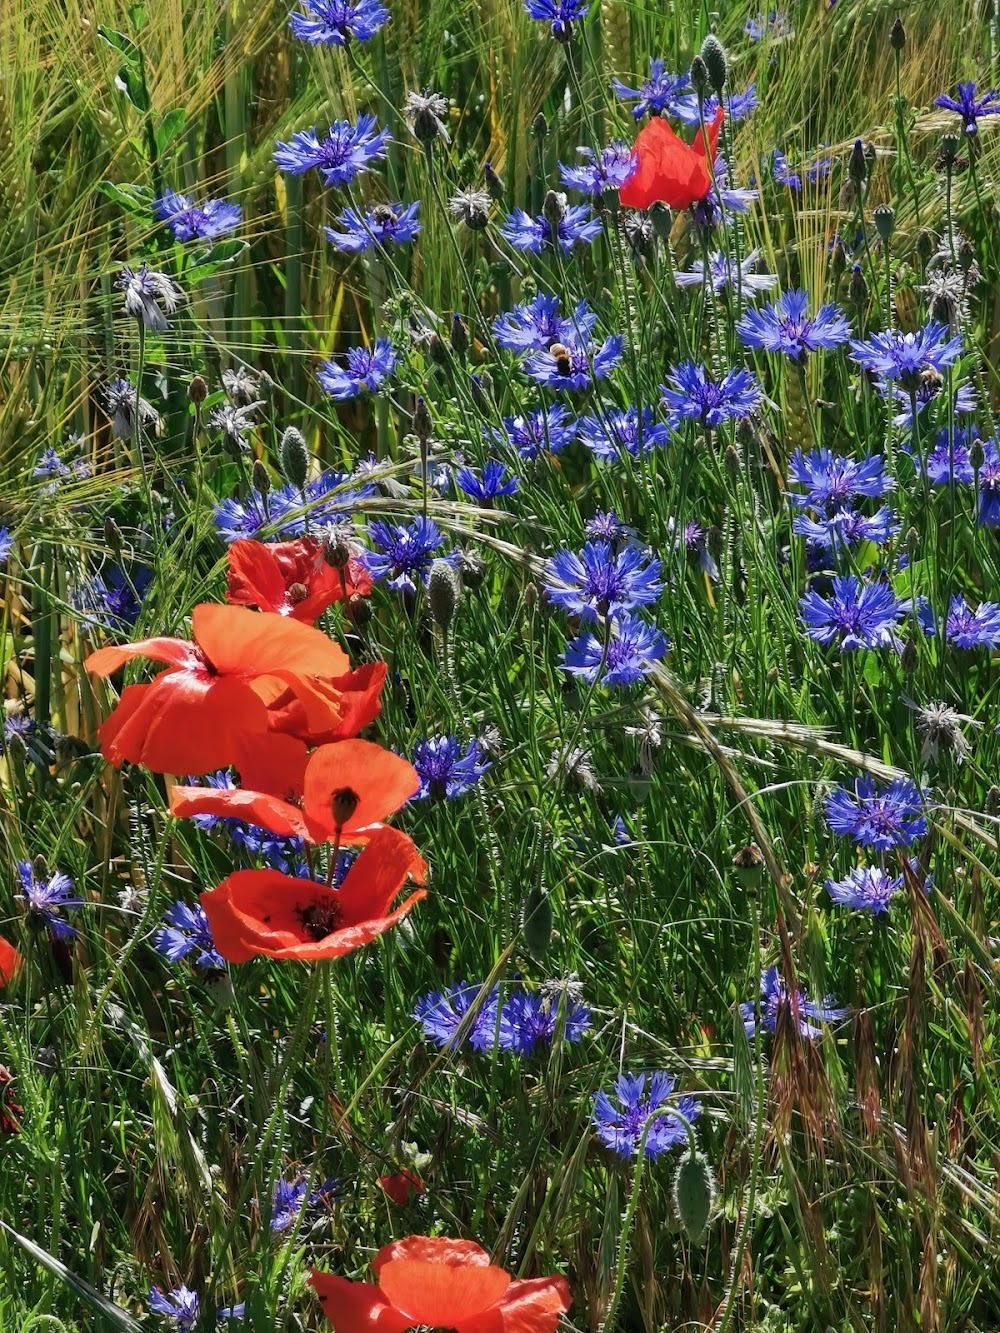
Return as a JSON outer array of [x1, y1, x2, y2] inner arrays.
[[185, 239, 249, 286], [96, 26, 140, 61], [129, 2, 149, 30], [114, 64, 151, 114], [155, 108, 187, 156], [96, 180, 154, 217], [0, 1221, 145, 1333]]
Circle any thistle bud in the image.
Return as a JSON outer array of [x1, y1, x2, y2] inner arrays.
[[522, 882, 553, 962], [450, 314, 470, 359], [689, 55, 709, 99], [543, 189, 567, 228], [673, 1151, 715, 1241], [188, 374, 207, 406], [650, 202, 673, 240], [699, 35, 728, 96], [890, 16, 905, 51], [104, 516, 123, 556], [848, 138, 868, 187], [428, 558, 461, 631], [412, 396, 433, 443], [252, 459, 270, 495], [484, 161, 505, 201], [280, 426, 309, 491], [874, 204, 894, 243], [532, 111, 548, 140], [941, 134, 959, 166]]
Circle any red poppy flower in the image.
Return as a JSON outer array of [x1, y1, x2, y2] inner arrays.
[[0, 936, 22, 987], [170, 736, 418, 843], [263, 660, 388, 745], [618, 107, 724, 212], [86, 605, 356, 773], [0, 1066, 21, 1134], [309, 1235, 571, 1333], [200, 824, 427, 962], [227, 538, 372, 624], [378, 1171, 425, 1206]]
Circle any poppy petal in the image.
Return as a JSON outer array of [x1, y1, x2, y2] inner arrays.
[[227, 541, 290, 616], [86, 637, 198, 675], [378, 1172, 425, 1206], [192, 603, 350, 678], [234, 732, 309, 800], [303, 740, 419, 839], [307, 1272, 411, 1333], [265, 662, 388, 745], [617, 115, 714, 212], [338, 826, 428, 924], [0, 936, 22, 987], [462, 1278, 573, 1333], [373, 1238, 492, 1273], [169, 786, 309, 840], [377, 1259, 510, 1327]]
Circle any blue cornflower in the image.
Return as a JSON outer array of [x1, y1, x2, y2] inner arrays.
[[455, 461, 519, 502], [278, 469, 377, 536], [544, 541, 663, 622], [915, 431, 976, 486], [978, 439, 1000, 526], [16, 861, 82, 941], [934, 81, 1000, 134], [850, 323, 964, 391], [612, 59, 690, 120], [800, 575, 903, 651], [787, 447, 889, 513], [498, 990, 590, 1054], [411, 735, 491, 801], [522, 0, 589, 39], [825, 776, 928, 850], [489, 406, 577, 458], [674, 248, 777, 296], [592, 1072, 701, 1161], [578, 406, 670, 462], [805, 155, 834, 183], [673, 84, 759, 127], [116, 265, 183, 333], [289, 0, 389, 45], [361, 517, 444, 594], [741, 967, 849, 1040], [0, 528, 11, 564], [274, 115, 390, 187], [660, 361, 762, 429], [74, 565, 152, 633], [317, 338, 396, 400], [745, 10, 792, 41], [584, 510, 636, 547], [558, 142, 637, 197], [792, 506, 898, 551], [413, 981, 500, 1051], [149, 1287, 243, 1328], [769, 150, 801, 190], [826, 866, 904, 915], [153, 190, 242, 242], [213, 488, 282, 544], [154, 901, 225, 972], [891, 379, 975, 431], [946, 594, 1000, 649], [325, 201, 421, 253], [500, 204, 602, 254], [689, 157, 758, 232], [738, 289, 850, 360], [523, 335, 624, 392], [562, 614, 668, 687], [493, 293, 596, 353], [270, 1178, 309, 1233], [33, 447, 71, 480]]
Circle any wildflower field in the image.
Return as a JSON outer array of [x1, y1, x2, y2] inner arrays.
[[7, 0, 1000, 1327]]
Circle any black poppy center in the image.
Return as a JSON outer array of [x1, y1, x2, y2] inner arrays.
[[297, 898, 342, 942]]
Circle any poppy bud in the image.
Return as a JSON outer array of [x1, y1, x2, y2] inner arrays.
[[673, 1150, 715, 1240], [849, 264, 867, 306], [346, 593, 372, 627], [848, 138, 868, 186], [543, 189, 567, 227], [900, 637, 918, 674], [916, 229, 935, 263], [532, 111, 548, 139], [412, 396, 433, 443], [331, 786, 360, 830], [699, 35, 728, 96], [428, 558, 461, 631], [890, 16, 905, 50], [104, 516, 123, 556], [522, 882, 553, 962], [252, 459, 270, 495], [458, 549, 486, 589], [189, 374, 207, 406], [940, 134, 959, 166], [689, 55, 709, 99], [484, 161, 505, 201], [650, 202, 673, 240], [874, 204, 894, 243], [450, 314, 470, 359], [280, 426, 309, 491]]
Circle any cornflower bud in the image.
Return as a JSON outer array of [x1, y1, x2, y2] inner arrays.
[[346, 592, 372, 627], [484, 161, 505, 201], [412, 396, 433, 443], [280, 426, 309, 490], [542, 189, 567, 227], [890, 16, 906, 51], [916, 229, 935, 263], [251, 459, 270, 495], [532, 111, 548, 139], [689, 55, 709, 100], [450, 313, 470, 359], [848, 138, 868, 187], [849, 264, 867, 306]]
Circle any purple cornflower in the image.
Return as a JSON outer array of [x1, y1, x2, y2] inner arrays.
[[490, 405, 577, 459], [787, 447, 889, 513], [289, 0, 389, 45], [800, 575, 903, 651], [16, 862, 82, 940], [673, 84, 759, 127], [413, 981, 500, 1050], [674, 248, 776, 296], [825, 776, 928, 850], [769, 150, 801, 190], [915, 430, 976, 486], [826, 866, 904, 915], [558, 142, 637, 197], [0, 528, 11, 564], [325, 201, 421, 253], [578, 406, 670, 461], [745, 10, 792, 41], [660, 361, 762, 429], [562, 614, 667, 687], [592, 1072, 701, 1161], [104, 376, 159, 440], [544, 541, 663, 622], [274, 115, 390, 186], [154, 901, 225, 972], [523, 335, 624, 392], [891, 380, 976, 431], [690, 158, 758, 233], [493, 293, 596, 353], [317, 339, 396, 400], [522, 0, 589, 39], [33, 448, 71, 481], [500, 204, 602, 254], [946, 594, 1000, 649], [455, 461, 519, 502], [153, 190, 242, 242], [149, 1287, 244, 1328], [584, 510, 637, 548], [361, 517, 445, 594], [612, 59, 690, 120], [738, 288, 850, 360], [792, 506, 898, 551], [934, 81, 1000, 134], [850, 323, 964, 391], [270, 1178, 309, 1233], [978, 439, 1000, 526], [498, 990, 590, 1054], [73, 564, 153, 633], [116, 265, 182, 333], [411, 736, 491, 801], [742, 967, 849, 1040]]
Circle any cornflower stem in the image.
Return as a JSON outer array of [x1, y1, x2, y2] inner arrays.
[[545, 616, 612, 827]]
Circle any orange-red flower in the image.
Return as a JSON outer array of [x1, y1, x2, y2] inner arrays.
[[200, 824, 427, 962], [262, 660, 388, 746], [618, 107, 724, 212], [227, 538, 371, 624], [0, 936, 22, 987], [86, 605, 370, 773], [170, 736, 418, 843], [378, 1171, 425, 1207], [309, 1235, 571, 1333]]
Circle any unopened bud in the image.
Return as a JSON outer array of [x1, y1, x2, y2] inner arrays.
[[458, 548, 486, 589], [849, 264, 867, 306], [543, 189, 567, 228], [189, 374, 207, 406], [412, 396, 433, 443], [346, 592, 372, 627], [970, 437, 984, 472], [428, 558, 461, 630], [650, 201, 673, 240], [428, 334, 449, 366], [450, 314, 470, 359], [848, 139, 868, 186], [689, 55, 709, 98], [700, 35, 728, 96], [890, 16, 906, 50], [958, 236, 976, 274], [673, 1151, 715, 1241], [532, 112, 548, 139], [724, 444, 740, 478], [470, 372, 494, 412], [906, 526, 920, 561], [252, 459, 270, 495], [916, 229, 935, 263], [986, 785, 1000, 817], [280, 426, 309, 491], [900, 637, 918, 673], [484, 162, 505, 201]]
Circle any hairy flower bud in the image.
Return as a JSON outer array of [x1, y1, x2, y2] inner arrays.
[[251, 459, 270, 495], [280, 426, 309, 491], [428, 558, 461, 631], [699, 35, 728, 95], [673, 1151, 715, 1240]]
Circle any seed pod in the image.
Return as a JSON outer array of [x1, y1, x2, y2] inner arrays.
[[650, 202, 673, 240], [280, 426, 309, 490], [522, 882, 553, 962], [428, 558, 461, 631], [874, 204, 894, 243], [673, 1150, 715, 1240]]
